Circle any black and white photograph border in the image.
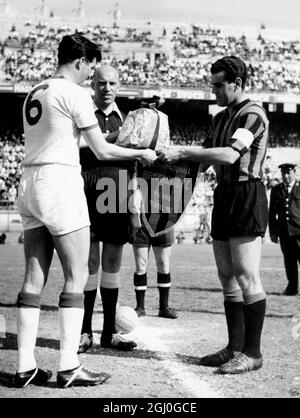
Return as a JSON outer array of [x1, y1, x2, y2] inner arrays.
[[0, 0, 300, 402]]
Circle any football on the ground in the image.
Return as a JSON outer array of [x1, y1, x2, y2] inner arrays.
[[115, 306, 139, 334]]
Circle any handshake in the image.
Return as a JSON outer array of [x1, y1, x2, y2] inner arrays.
[[137, 147, 184, 166]]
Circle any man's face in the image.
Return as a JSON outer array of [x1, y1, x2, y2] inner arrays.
[[211, 71, 236, 107], [92, 68, 119, 108], [281, 168, 296, 185]]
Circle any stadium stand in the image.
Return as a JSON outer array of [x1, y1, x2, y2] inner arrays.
[[0, 131, 24, 205], [0, 121, 299, 206], [1, 20, 300, 92]]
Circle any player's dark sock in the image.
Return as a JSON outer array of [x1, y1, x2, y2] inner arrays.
[[134, 273, 147, 309], [224, 301, 244, 352], [135, 290, 145, 309], [243, 299, 266, 359], [81, 289, 97, 335], [157, 273, 171, 309], [100, 286, 119, 336]]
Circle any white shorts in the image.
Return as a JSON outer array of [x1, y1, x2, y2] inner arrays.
[[17, 164, 90, 235]]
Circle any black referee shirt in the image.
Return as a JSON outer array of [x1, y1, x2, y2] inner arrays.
[[80, 106, 127, 171]]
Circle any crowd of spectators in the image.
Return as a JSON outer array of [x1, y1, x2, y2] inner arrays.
[[268, 122, 300, 147], [171, 26, 250, 59], [1, 21, 300, 93], [0, 131, 24, 205], [0, 21, 299, 205], [101, 56, 300, 93], [4, 51, 300, 94], [169, 120, 210, 146], [1, 22, 156, 52], [4, 49, 56, 82], [169, 119, 300, 149], [171, 25, 300, 63], [247, 62, 300, 94], [0, 118, 298, 205], [256, 34, 300, 62], [105, 55, 213, 89]]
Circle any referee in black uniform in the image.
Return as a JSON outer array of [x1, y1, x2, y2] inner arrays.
[[79, 65, 137, 353]]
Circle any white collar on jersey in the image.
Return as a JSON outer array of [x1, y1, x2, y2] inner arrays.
[[93, 101, 123, 122]]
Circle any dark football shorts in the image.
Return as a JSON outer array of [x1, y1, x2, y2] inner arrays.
[[211, 179, 268, 241], [82, 165, 133, 246], [131, 222, 175, 247]]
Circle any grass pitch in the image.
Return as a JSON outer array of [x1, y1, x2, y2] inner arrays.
[[0, 235, 299, 398]]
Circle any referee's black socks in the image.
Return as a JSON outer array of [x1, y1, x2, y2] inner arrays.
[[81, 289, 97, 335], [100, 286, 119, 336]]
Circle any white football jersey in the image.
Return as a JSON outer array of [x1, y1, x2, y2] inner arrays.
[[22, 77, 98, 167]]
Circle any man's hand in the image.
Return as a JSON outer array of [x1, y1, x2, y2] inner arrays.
[[158, 146, 185, 163], [138, 149, 158, 166], [270, 234, 279, 244]]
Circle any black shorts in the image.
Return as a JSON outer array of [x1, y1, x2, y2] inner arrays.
[[82, 166, 133, 246], [131, 222, 174, 247], [211, 179, 268, 241]]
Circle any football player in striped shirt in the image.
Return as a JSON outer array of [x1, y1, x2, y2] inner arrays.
[[160, 56, 269, 374]]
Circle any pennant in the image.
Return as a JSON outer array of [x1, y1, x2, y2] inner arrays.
[[137, 159, 201, 237]]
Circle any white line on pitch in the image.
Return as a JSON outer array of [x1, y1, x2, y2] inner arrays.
[[133, 323, 225, 398], [0, 267, 59, 270]]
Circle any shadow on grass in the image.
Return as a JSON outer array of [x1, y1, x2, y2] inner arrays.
[[0, 371, 14, 388], [85, 345, 202, 366], [148, 285, 222, 293], [1, 333, 201, 365], [266, 291, 284, 296], [0, 370, 59, 389], [0, 302, 58, 312], [1, 332, 59, 351], [0, 303, 16, 308]]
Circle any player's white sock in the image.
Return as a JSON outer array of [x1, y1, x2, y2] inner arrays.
[[58, 307, 83, 371], [17, 307, 40, 373]]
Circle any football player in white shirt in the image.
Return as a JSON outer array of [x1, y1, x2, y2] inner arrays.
[[15, 34, 157, 389]]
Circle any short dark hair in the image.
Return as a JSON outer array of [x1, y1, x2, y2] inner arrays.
[[211, 56, 247, 89], [58, 34, 102, 66]]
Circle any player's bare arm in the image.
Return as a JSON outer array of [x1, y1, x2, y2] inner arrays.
[[82, 126, 157, 164], [159, 145, 240, 165]]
